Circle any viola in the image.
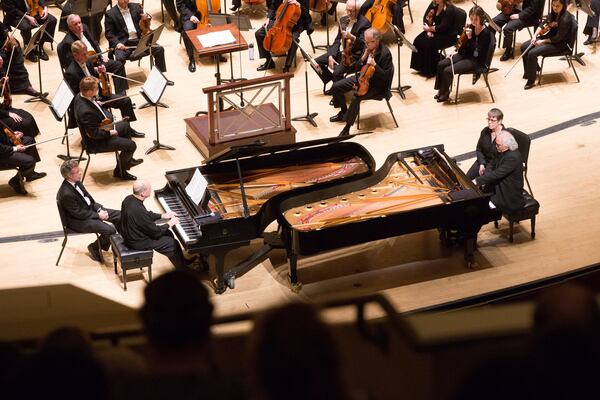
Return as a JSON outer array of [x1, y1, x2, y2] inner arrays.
[[353, 50, 375, 96], [455, 26, 469, 51], [426, 2, 438, 26], [88, 50, 112, 97], [27, 0, 44, 18], [308, 0, 329, 13], [496, 0, 518, 15], [537, 20, 558, 37], [366, 0, 397, 34], [263, 0, 301, 55], [196, 0, 222, 28], [99, 117, 114, 131], [139, 7, 152, 36]]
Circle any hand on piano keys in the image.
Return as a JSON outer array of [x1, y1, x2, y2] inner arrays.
[[162, 211, 178, 219], [167, 216, 181, 227]]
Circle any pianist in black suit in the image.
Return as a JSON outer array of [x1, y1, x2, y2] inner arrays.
[[120, 179, 197, 269], [466, 108, 504, 180], [57, 160, 121, 262], [475, 131, 525, 212]]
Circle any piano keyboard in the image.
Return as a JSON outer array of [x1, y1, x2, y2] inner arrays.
[[157, 194, 202, 244]]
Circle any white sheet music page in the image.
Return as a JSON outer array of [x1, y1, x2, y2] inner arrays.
[[142, 67, 167, 104], [186, 168, 208, 205], [51, 80, 74, 118], [197, 30, 236, 48]]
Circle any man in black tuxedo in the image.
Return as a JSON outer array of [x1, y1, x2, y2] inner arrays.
[[105, 0, 171, 81], [58, 0, 110, 42], [314, 0, 370, 89], [74, 76, 141, 181], [59, 14, 128, 94], [475, 131, 526, 212], [176, 0, 201, 72], [57, 159, 121, 261], [1, 0, 57, 62], [329, 28, 394, 136], [0, 130, 45, 195]]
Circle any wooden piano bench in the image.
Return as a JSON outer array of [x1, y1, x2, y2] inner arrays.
[[494, 191, 540, 243], [110, 234, 154, 291]]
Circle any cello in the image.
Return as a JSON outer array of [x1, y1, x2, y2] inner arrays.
[[366, 0, 397, 34], [263, 0, 301, 55], [26, 0, 44, 18], [196, 0, 222, 28]]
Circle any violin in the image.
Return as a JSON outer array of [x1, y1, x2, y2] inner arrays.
[[0, 76, 12, 109], [455, 26, 469, 51], [88, 50, 112, 97], [263, 0, 301, 55], [99, 117, 114, 131], [308, 0, 329, 13], [27, 0, 44, 18], [342, 35, 355, 67], [537, 20, 558, 37], [0, 116, 21, 145], [496, 0, 518, 15], [366, 0, 397, 34], [139, 6, 152, 36], [196, 0, 222, 28], [353, 50, 375, 96], [426, 2, 438, 26]]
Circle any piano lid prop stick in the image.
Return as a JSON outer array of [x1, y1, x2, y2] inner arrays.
[[399, 159, 424, 184]]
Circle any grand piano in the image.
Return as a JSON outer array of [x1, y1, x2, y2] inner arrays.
[[155, 138, 376, 293]]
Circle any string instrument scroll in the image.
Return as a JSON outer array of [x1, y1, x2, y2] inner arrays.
[[263, 0, 301, 55], [139, 3, 152, 36]]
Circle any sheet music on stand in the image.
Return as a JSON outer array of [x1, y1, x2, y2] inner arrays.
[[197, 30, 237, 47], [141, 67, 168, 104], [49, 79, 74, 121], [132, 24, 165, 59], [186, 168, 209, 205]]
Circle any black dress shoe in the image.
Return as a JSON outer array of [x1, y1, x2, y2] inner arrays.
[[130, 130, 145, 138], [25, 171, 47, 182], [329, 99, 334, 106], [434, 93, 440, 99], [218, 55, 227, 62], [166, 80, 175, 86], [130, 158, 144, 167], [87, 243, 102, 262], [113, 170, 137, 180], [188, 61, 196, 72], [257, 60, 275, 71], [329, 111, 345, 122], [282, 66, 290, 73], [8, 176, 27, 195], [524, 81, 535, 90], [26, 51, 38, 62], [437, 93, 450, 103], [38, 48, 49, 61], [499, 51, 513, 62]]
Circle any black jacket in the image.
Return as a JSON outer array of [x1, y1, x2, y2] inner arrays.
[[475, 126, 503, 167], [327, 14, 371, 60], [105, 2, 145, 47], [542, 11, 575, 48], [56, 179, 105, 232], [458, 25, 493, 67], [476, 149, 525, 211], [518, 0, 545, 24], [73, 93, 114, 145], [2, 0, 48, 26], [176, 0, 201, 21], [423, 2, 457, 36], [120, 194, 168, 249], [58, 24, 101, 70], [359, 43, 394, 93]]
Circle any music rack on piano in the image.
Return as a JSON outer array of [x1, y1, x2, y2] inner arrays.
[[155, 137, 376, 293]]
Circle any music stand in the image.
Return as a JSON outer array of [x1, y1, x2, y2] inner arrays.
[[567, 0, 595, 65], [23, 20, 50, 105], [292, 41, 319, 127], [49, 80, 82, 161], [141, 67, 175, 154], [387, 22, 416, 99], [70, 0, 108, 42], [209, 14, 249, 85], [134, 24, 169, 109]]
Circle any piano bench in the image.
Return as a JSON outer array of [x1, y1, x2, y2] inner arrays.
[[110, 234, 154, 291], [494, 191, 540, 243]]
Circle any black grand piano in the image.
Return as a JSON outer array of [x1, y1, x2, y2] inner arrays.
[[155, 138, 376, 293]]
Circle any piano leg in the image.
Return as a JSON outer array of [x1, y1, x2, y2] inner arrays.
[[463, 232, 478, 269], [213, 249, 229, 294], [288, 231, 302, 293]]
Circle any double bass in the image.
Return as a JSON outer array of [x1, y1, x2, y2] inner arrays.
[[27, 0, 44, 18], [366, 0, 397, 34], [263, 0, 301, 55], [196, 0, 222, 28]]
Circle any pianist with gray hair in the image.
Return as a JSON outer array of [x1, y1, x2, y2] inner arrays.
[[120, 179, 197, 269], [475, 131, 526, 212]]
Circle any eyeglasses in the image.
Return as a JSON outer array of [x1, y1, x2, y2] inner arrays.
[[486, 118, 498, 122]]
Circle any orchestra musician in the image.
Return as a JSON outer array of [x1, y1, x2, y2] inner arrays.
[[73, 76, 141, 181], [254, 0, 312, 72], [360, 0, 406, 34], [176, 0, 202, 73], [59, 14, 129, 94], [434, 6, 493, 103], [0, 126, 45, 195], [65, 41, 143, 136], [492, 0, 545, 61], [521, 0, 573, 90], [0, 62, 41, 139], [162, 0, 182, 31], [475, 130, 525, 212], [120, 179, 198, 269], [56, 159, 121, 262], [466, 108, 504, 180], [1, 0, 58, 62], [314, 0, 371, 89], [329, 27, 393, 136], [104, 0, 173, 84], [410, 0, 459, 78], [0, 22, 43, 98], [58, 0, 110, 42], [583, 0, 600, 44]]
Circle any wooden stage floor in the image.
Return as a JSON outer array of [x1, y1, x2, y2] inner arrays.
[[0, 0, 599, 320]]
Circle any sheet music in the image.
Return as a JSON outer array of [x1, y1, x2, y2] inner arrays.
[[51, 80, 74, 119], [142, 67, 167, 104], [186, 168, 208, 205], [197, 30, 236, 47]]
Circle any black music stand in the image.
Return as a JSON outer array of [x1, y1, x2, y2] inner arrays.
[[209, 14, 250, 85], [134, 24, 169, 109], [23, 21, 50, 105], [292, 41, 319, 127], [142, 67, 175, 154], [49, 79, 83, 161], [70, 0, 108, 42], [387, 22, 415, 99], [565, 0, 595, 65]]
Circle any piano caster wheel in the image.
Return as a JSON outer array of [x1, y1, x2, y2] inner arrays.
[[214, 280, 227, 294], [226, 276, 235, 290], [290, 282, 303, 293]]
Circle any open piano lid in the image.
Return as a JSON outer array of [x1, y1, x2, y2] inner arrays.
[[202, 136, 354, 165]]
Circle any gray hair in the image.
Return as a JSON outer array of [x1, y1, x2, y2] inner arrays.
[[133, 179, 148, 195], [60, 159, 80, 179], [66, 13, 80, 27], [499, 130, 518, 151], [365, 28, 382, 42]]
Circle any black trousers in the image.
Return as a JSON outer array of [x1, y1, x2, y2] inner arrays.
[[132, 230, 187, 269], [101, 95, 137, 122], [104, 59, 129, 94], [78, 209, 121, 250], [255, 25, 300, 69], [0, 136, 38, 178], [114, 40, 167, 72], [15, 13, 57, 49], [182, 19, 197, 62], [331, 75, 381, 127], [161, 0, 180, 27], [410, 32, 455, 77], [521, 41, 566, 82], [434, 54, 478, 95], [492, 12, 532, 51], [314, 53, 356, 85], [87, 121, 136, 170]]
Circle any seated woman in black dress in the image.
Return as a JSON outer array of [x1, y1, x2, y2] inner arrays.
[[433, 6, 493, 102], [521, 0, 574, 90], [410, 0, 458, 77]]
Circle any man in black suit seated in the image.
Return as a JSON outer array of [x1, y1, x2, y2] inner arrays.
[[121, 179, 197, 269], [493, 0, 545, 61], [0, 129, 45, 195], [329, 27, 394, 136], [74, 76, 141, 181], [254, 0, 312, 72], [475, 130, 526, 212], [1, 0, 57, 62], [105, 0, 172, 84], [58, 0, 110, 42], [56, 159, 121, 261], [65, 41, 143, 135], [59, 14, 128, 94], [314, 0, 370, 90]]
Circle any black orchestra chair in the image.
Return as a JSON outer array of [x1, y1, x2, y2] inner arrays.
[[537, 19, 580, 86], [56, 199, 104, 266], [356, 90, 399, 130], [453, 34, 498, 103], [76, 126, 123, 183], [403, 0, 413, 23], [110, 233, 153, 291], [494, 128, 540, 243]]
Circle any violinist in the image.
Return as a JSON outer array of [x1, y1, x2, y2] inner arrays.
[[434, 6, 493, 102], [492, 0, 545, 61], [329, 28, 393, 136], [58, 0, 110, 42], [59, 14, 129, 94], [314, 0, 370, 88], [104, 0, 172, 82], [0, 61, 42, 139], [521, 0, 573, 89], [65, 41, 144, 136], [410, 0, 459, 77], [0, 20, 42, 97], [1, 0, 58, 62], [73, 76, 141, 181], [254, 0, 312, 72]]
